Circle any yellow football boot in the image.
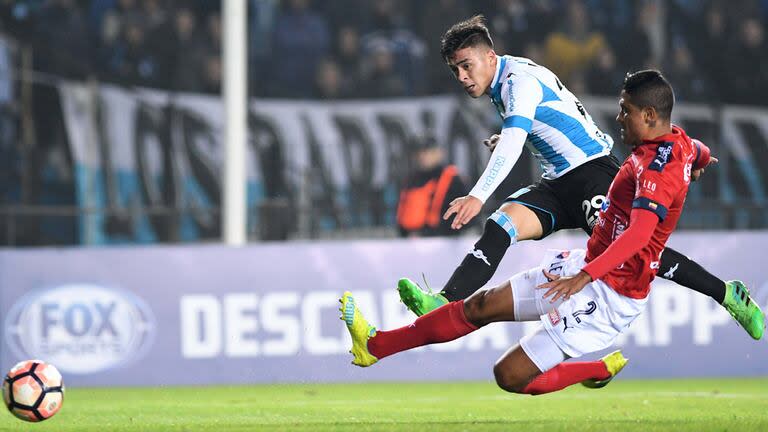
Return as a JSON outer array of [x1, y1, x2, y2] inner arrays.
[[582, 350, 628, 389], [339, 291, 378, 367]]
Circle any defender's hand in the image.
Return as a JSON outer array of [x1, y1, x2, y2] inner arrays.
[[444, 195, 483, 230], [691, 156, 718, 182], [483, 134, 501, 153], [537, 270, 592, 303]]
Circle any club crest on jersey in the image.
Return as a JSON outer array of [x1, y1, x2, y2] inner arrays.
[[649, 141, 673, 171], [556, 251, 570, 259]]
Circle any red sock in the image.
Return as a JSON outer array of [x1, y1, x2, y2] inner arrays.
[[521, 361, 610, 395], [368, 300, 478, 359]]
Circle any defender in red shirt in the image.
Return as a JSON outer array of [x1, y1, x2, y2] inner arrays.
[[582, 125, 707, 299], [340, 71, 745, 396]]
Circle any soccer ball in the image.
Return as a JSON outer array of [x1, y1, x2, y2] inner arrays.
[[2, 360, 64, 422]]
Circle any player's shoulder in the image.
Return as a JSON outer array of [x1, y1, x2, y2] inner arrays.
[[635, 127, 693, 174], [499, 56, 530, 76], [499, 60, 540, 92], [632, 142, 673, 173]]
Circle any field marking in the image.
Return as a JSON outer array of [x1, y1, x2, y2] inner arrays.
[[279, 391, 760, 406]]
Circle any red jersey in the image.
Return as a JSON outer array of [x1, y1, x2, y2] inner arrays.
[[585, 125, 701, 299]]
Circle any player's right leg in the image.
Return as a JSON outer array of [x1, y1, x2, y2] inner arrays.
[[492, 334, 629, 395], [492, 249, 638, 395], [398, 192, 555, 317], [492, 252, 635, 394]]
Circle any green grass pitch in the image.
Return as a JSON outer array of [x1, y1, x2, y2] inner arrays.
[[0, 378, 766, 431]]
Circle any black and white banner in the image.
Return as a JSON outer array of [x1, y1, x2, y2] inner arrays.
[[59, 84, 768, 244], [59, 84, 498, 244]]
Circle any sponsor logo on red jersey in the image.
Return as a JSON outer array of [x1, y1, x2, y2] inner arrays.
[[649, 141, 673, 171], [548, 308, 561, 326]]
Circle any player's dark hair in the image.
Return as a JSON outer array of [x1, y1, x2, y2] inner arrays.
[[622, 70, 675, 120], [440, 15, 494, 62]]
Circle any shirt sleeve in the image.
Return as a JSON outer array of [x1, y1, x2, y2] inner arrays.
[[632, 144, 684, 222], [468, 74, 542, 203], [691, 138, 712, 170], [582, 208, 657, 280], [468, 127, 527, 203]]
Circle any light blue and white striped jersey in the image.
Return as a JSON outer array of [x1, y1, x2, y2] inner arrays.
[[488, 55, 613, 179]]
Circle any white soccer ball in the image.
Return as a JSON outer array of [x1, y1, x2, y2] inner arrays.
[[2, 360, 65, 422]]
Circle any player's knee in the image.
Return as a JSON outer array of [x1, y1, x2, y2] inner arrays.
[[492, 363, 526, 394], [498, 202, 545, 241], [487, 210, 518, 245], [463, 290, 492, 327]]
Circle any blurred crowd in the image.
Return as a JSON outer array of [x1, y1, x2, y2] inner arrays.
[[0, 0, 766, 104]]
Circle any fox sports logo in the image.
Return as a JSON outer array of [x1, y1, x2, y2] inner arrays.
[[5, 284, 156, 374]]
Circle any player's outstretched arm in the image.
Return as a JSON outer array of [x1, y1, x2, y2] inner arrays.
[[581, 209, 657, 281], [538, 209, 658, 302], [468, 126, 528, 203], [444, 128, 527, 229]]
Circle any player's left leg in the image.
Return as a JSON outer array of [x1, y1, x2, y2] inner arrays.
[[338, 295, 482, 368], [339, 292, 379, 367], [492, 328, 628, 395], [659, 248, 764, 340], [494, 249, 640, 394], [340, 265, 546, 367]]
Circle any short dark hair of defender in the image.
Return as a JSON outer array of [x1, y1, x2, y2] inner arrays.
[[440, 15, 494, 63], [622, 70, 675, 120]]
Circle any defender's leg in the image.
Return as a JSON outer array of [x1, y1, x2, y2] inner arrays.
[[660, 248, 764, 340]]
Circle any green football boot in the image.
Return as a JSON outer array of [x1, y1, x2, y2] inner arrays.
[[397, 277, 449, 317], [339, 291, 378, 367], [582, 350, 629, 389], [723, 280, 765, 340]]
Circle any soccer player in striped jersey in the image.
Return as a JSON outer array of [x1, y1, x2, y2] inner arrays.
[[397, 15, 763, 340]]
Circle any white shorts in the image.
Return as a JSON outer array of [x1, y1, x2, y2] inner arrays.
[[512, 249, 648, 371]]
